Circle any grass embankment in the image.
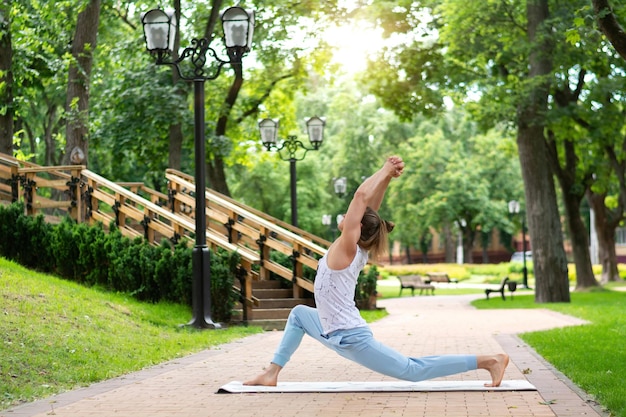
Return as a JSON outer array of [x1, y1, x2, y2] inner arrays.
[[0, 258, 263, 410], [473, 288, 626, 417], [0, 257, 388, 411]]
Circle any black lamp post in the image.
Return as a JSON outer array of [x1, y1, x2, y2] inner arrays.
[[258, 117, 326, 227], [321, 177, 346, 240], [141, 6, 254, 329], [508, 200, 530, 289]]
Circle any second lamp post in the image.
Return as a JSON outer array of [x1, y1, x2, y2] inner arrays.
[[259, 117, 326, 227]]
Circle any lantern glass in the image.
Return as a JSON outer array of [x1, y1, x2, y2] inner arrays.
[[334, 177, 347, 195], [258, 118, 279, 147], [141, 9, 176, 52], [508, 200, 520, 214], [306, 116, 325, 148], [221, 7, 255, 49]]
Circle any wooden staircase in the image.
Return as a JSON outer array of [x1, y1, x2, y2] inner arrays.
[[233, 280, 315, 330], [0, 154, 329, 329]]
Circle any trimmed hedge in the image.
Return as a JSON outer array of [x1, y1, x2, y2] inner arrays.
[[0, 202, 240, 323]]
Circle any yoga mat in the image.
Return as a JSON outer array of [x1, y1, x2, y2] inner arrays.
[[217, 380, 536, 394]]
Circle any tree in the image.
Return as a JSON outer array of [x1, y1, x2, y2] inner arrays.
[[554, 2, 626, 284], [0, 1, 13, 155], [62, 0, 101, 166], [364, 0, 571, 301], [167, 0, 185, 172], [592, 0, 626, 59], [510, 1, 569, 301], [182, 0, 344, 196], [388, 111, 522, 265], [587, 1, 626, 283], [6, 1, 80, 165]]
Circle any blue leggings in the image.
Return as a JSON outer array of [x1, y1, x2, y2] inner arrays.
[[272, 305, 477, 382]]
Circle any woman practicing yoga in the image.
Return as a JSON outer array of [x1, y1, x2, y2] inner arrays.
[[244, 156, 509, 387]]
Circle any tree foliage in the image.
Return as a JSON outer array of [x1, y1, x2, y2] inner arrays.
[[388, 110, 522, 264]]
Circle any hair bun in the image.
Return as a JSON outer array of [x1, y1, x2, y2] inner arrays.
[[385, 220, 395, 233]]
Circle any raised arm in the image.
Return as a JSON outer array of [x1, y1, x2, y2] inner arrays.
[[326, 156, 404, 269], [354, 156, 404, 211]]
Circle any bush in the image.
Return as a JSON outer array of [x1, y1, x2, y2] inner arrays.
[[210, 248, 241, 323], [356, 265, 379, 310], [0, 202, 240, 323]]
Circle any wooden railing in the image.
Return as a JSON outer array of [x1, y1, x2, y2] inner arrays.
[[172, 169, 332, 250], [164, 170, 329, 297], [0, 154, 329, 322], [0, 156, 20, 202]]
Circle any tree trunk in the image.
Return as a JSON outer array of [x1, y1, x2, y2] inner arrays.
[[546, 64, 598, 289], [546, 133, 597, 289], [206, 153, 231, 195], [587, 190, 621, 283], [562, 187, 598, 289], [463, 228, 475, 264], [62, 0, 101, 166], [0, 2, 14, 155], [419, 234, 430, 263], [442, 223, 455, 263], [200, 0, 231, 194], [44, 105, 59, 165], [519, 0, 570, 303], [167, 0, 184, 171], [592, 0, 626, 60], [207, 55, 245, 196]]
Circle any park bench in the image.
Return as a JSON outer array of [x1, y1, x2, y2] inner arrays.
[[425, 272, 458, 284], [397, 275, 435, 296], [485, 277, 518, 300]]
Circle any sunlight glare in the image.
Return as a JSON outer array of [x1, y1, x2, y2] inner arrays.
[[324, 21, 385, 74]]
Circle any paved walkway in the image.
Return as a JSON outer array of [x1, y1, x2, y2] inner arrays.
[[2, 294, 605, 417]]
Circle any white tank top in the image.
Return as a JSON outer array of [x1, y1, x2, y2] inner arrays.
[[314, 245, 368, 335]]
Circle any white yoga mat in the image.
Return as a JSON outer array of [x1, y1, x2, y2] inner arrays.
[[217, 380, 536, 393]]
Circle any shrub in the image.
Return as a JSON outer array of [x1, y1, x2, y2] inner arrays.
[[0, 202, 240, 323], [210, 248, 241, 323], [356, 265, 379, 310]]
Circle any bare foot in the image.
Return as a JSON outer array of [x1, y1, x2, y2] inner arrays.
[[243, 363, 281, 386], [478, 354, 509, 387]]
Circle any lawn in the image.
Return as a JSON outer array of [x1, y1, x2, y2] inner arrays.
[[0, 256, 389, 411], [375, 277, 486, 298], [472, 289, 626, 417], [0, 257, 263, 410]]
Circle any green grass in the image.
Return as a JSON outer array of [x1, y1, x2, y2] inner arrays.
[[5, 254, 623, 415], [0, 257, 263, 410], [375, 278, 485, 299], [360, 307, 389, 322], [473, 289, 626, 417]]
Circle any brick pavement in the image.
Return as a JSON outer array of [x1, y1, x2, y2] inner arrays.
[[2, 294, 605, 417]]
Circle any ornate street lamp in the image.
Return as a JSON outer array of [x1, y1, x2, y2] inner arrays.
[[508, 200, 530, 289], [141, 6, 254, 329], [333, 177, 347, 197], [258, 116, 326, 227]]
